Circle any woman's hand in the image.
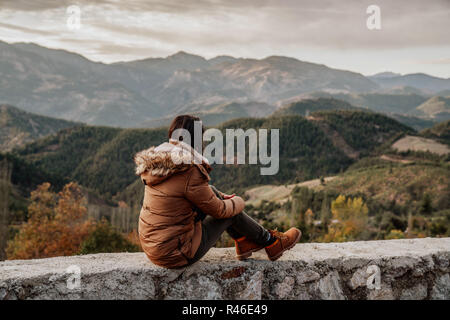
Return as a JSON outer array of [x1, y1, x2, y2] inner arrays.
[[222, 193, 235, 199]]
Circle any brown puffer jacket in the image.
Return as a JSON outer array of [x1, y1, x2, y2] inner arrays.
[[134, 139, 245, 268]]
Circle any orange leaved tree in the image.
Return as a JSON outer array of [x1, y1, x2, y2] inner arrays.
[[321, 195, 368, 242], [6, 182, 94, 260]]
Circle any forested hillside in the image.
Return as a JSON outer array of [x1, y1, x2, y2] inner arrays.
[[309, 110, 415, 156], [303, 91, 428, 114], [272, 98, 361, 117], [139, 101, 276, 128], [244, 159, 450, 243], [16, 126, 167, 197], [421, 120, 450, 145], [273, 97, 436, 131], [0, 104, 80, 151], [14, 111, 414, 200], [209, 116, 352, 193], [0, 153, 67, 196], [415, 96, 450, 122]]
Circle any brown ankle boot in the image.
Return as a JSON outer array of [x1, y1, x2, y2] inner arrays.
[[235, 236, 265, 260], [265, 228, 302, 261]]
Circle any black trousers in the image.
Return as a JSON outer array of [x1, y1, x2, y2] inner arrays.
[[187, 186, 270, 265]]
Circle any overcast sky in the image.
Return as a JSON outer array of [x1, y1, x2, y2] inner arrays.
[[1, 0, 449, 77]]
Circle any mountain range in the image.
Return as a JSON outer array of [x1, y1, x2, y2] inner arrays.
[[3, 40, 450, 128], [368, 72, 450, 94]]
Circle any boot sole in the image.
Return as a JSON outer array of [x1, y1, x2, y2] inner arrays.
[[268, 230, 302, 261], [236, 246, 265, 261]]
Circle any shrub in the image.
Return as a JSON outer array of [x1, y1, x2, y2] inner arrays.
[[385, 229, 406, 240], [321, 195, 368, 242], [79, 219, 140, 254]]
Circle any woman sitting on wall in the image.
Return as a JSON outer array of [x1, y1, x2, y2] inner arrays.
[[134, 115, 301, 268]]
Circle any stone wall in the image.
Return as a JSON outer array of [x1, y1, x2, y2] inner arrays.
[[1, 238, 449, 300]]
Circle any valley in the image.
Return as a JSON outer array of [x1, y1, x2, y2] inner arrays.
[[1, 42, 449, 260]]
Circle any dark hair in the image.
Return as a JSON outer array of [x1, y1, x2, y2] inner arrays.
[[168, 115, 204, 151]]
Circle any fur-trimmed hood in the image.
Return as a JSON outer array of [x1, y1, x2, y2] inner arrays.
[[134, 139, 211, 185]]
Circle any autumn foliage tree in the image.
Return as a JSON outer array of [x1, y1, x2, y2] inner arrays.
[[6, 182, 94, 260], [321, 195, 368, 242]]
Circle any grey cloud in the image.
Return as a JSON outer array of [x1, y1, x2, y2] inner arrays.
[[54, 37, 170, 61], [0, 0, 267, 13], [0, 0, 110, 11], [0, 0, 68, 11], [0, 22, 54, 35], [91, 42, 169, 58], [100, 0, 450, 49]]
